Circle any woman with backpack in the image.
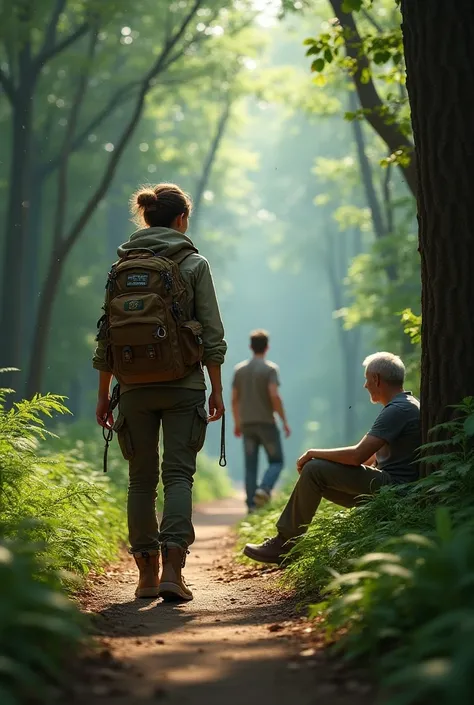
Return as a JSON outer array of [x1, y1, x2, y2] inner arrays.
[[93, 183, 226, 601]]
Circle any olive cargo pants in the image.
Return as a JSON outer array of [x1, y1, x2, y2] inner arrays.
[[277, 458, 392, 540], [115, 387, 207, 552]]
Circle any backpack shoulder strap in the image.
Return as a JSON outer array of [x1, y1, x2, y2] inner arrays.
[[168, 248, 198, 266]]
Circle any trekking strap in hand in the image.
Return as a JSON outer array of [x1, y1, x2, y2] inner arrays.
[[102, 383, 120, 473], [219, 412, 227, 468]]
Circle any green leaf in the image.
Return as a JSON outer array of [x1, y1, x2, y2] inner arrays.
[[341, 0, 363, 12], [435, 507, 452, 543], [324, 48, 333, 64], [311, 58, 325, 72], [373, 51, 391, 64], [463, 414, 474, 437]]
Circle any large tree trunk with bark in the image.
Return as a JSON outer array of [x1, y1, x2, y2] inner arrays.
[[400, 0, 474, 444]]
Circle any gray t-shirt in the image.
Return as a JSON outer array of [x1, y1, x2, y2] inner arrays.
[[368, 391, 421, 484], [232, 358, 280, 425]]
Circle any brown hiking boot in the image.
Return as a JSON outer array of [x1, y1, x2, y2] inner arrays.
[[133, 550, 160, 598], [159, 544, 193, 602], [243, 535, 290, 565]]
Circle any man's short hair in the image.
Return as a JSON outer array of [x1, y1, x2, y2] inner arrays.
[[363, 352, 405, 386], [250, 329, 269, 354]]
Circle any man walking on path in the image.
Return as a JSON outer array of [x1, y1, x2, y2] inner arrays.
[[232, 330, 290, 512], [244, 352, 420, 564]]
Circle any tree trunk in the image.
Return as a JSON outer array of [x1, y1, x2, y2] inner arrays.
[[400, 0, 474, 445], [23, 169, 44, 365], [192, 94, 232, 236], [25, 253, 62, 396], [0, 84, 34, 380]]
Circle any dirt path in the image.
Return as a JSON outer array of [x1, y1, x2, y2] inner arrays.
[[74, 497, 375, 705]]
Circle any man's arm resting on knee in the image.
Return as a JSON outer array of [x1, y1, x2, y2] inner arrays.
[[297, 434, 384, 473]]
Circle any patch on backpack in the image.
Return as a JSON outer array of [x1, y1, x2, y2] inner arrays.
[[126, 273, 149, 287], [124, 299, 144, 312]]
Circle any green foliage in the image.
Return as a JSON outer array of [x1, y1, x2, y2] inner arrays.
[[320, 519, 474, 705], [304, 5, 406, 101], [0, 393, 126, 577], [0, 542, 83, 705], [0, 387, 104, 702], [344, 227, 421, 391], [401, 308, 421, 345]]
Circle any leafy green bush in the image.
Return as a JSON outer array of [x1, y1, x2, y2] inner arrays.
[[0, 393, 126, 577], [319, 512, 474, 705], [0, 541, 83, 705], [0, 385, 123, 703]]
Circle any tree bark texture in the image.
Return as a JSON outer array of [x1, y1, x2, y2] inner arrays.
[[400, 0, 474, 443]]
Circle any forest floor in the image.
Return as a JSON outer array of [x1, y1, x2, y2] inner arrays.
[[70, 496, 379, 705]]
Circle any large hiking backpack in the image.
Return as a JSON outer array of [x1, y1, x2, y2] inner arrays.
[[96, 249, 204, 385]]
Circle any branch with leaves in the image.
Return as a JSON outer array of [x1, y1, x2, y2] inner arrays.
[[304, 0, 416, 196]]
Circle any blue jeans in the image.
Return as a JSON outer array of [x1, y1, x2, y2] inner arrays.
[[242, 423, 284, 509]]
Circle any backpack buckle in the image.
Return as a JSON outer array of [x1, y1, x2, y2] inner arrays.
[[123, 346, 133, 363]]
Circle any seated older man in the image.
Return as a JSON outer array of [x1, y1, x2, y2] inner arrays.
[[243, 352, 421, 565]]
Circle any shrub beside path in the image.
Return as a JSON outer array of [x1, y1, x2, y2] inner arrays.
[[71, 496, 376, 705]]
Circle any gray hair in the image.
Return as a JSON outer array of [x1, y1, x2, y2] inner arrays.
[[363, 352, 405, 386]]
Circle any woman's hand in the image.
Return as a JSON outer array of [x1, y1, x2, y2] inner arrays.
[[96, 395, 113, 429], [208, 389, 225, 422]]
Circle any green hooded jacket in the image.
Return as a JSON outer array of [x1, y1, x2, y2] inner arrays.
[[92, 227, 227, 392]]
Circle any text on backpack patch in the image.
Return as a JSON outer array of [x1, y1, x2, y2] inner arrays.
[[126, 273, 149, 287]]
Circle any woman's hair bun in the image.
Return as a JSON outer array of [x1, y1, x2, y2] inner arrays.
[[136, 189, 158, 209]]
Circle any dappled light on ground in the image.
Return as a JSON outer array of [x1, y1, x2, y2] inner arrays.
[[73, 497, 375, 705]]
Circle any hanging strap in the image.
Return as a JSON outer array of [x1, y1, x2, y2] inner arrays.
[[102, 383, 120, 473], [219, 412, 227, 467]]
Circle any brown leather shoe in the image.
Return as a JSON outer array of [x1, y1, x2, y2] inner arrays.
[[243, 535, 290, 565], [159, 544, 193, 602], [133, 550, 160, 598]]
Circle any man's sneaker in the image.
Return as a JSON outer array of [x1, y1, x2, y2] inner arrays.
[[243, 535, 290, 565], [133, 550, 160, 598], [253, 488, 271, 507], [159, 544, 193, 602]]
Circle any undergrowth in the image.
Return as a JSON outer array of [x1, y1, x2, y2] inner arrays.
[[238, 398, 474, 703]]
